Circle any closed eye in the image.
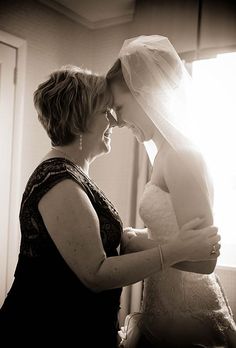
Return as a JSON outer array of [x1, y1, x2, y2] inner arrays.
[[105, 108, 118, 126]]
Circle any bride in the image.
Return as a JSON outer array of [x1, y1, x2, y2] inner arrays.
[[107, 35, 236, 347]]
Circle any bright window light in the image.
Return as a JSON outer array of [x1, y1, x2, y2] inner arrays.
[[191, 52, 236, 266]]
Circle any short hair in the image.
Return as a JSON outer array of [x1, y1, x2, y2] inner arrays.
[[34, 65, 112, 146]]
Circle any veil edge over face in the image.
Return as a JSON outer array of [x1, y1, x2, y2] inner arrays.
[[118, 35, 214, 207], [118, 35, 193, 151]]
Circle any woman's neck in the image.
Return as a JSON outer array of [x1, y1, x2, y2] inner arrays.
[[152, 129, 165, 151], [50, 145, 90, 175]]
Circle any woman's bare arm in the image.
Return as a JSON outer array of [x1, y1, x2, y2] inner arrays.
[[163, 148, 216, 274]]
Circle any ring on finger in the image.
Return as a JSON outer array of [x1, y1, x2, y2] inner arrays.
[[210, 244, 217, 255]]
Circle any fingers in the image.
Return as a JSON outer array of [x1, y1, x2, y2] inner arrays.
[[207, 236, 221, 259], [123, 228, 137, 240], [127, 231, 137, 239], [208, 250, 220, 259], [203, 247, 220, 260], [207, 235, 221, 257], [211, 241, 221, 250], [202, 226, 219, 237], [209, 234, 221, 244], [181, 217, 205, 232]]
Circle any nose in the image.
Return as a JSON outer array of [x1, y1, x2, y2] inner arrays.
[[107, 113, 117, 128]]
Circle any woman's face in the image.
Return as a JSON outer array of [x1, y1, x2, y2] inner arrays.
[[85, 107, 117, 158], [110, 81, 154, 143]]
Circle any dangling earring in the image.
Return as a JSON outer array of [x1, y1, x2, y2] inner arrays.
[[79, 134, 83, 151]]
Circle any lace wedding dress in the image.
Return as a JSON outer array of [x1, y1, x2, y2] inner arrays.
[[137, 181, 236, 347]]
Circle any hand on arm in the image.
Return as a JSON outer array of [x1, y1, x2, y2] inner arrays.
[[121, 227, 148, 253], [38, 180, 179, 291], [123, 218, 220, 262], [38, 178, 220, 294]]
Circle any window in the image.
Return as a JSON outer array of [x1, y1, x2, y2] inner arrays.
[[190, 52, 236, 266]]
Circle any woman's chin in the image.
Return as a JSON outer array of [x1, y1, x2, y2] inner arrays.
[[103, 138, 112, 153], [131, 128, 145, 143]]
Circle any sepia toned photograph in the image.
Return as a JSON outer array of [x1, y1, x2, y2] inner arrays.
[[0, 1, 236, 346]]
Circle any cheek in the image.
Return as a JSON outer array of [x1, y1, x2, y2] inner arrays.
[[89, 115, 108, 135], [99, 121, 109, 139], [126, 103, 144, 127], [123, 101, 139, 124]]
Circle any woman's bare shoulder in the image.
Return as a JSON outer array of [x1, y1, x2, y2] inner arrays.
[[163, 145, 206, 173]]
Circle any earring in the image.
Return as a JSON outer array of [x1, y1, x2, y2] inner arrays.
[[79, 134, 83, 151]]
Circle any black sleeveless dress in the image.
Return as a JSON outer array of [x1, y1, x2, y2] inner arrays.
[[0, 158, 123, 347]]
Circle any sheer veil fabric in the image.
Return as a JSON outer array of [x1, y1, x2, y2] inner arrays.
[[118, 35, 213, 208]]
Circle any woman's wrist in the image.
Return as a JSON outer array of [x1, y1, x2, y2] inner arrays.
[[161, 242, 184, 268]]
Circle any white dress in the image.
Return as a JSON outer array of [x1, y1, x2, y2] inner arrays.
[[138, 181, 236, 347]]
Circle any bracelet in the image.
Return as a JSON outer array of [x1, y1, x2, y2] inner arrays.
[[123, 226, 133, 233], [158, 245, 164, 271]]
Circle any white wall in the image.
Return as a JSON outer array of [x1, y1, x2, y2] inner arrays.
[[0, 0, 91, 193]]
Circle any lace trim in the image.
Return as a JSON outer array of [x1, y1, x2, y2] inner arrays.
[[19, 158, 123, 258]]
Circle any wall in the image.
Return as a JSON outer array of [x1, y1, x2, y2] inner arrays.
[[0, 0, 91, 193], [0, 0, 92, 296]]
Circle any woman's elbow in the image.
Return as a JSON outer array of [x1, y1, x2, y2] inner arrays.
[[87, 283, 105, 293], [80, 276, 105, 293], [80, 272, 109, 293]]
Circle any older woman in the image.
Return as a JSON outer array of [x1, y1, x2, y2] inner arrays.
[[0, 65, 220, 347]]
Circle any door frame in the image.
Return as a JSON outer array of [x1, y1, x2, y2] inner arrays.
[[0, 31, 27, 292]]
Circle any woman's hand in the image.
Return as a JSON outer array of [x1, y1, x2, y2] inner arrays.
[[121, 227, 148, 254], [121, 227, 137, 254], [169, 217, 221, 263]]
